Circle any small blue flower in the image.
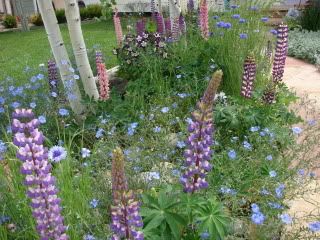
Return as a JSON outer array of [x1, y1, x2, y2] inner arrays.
[[268, 202, 283, 209], [200, 231, 210, 239], [176, 141, 186, 149], [58, 108, 69, 116], [308, 221, 320, 232], [250, 126, 260, 132], [96, 128, 105, 138], [266, 155, 273, 161], [0, 107, 5, 113], [232, 14, 240, 19], [30, 102, 37, 109], [0, 97, 5, 104], [243, 141, 252, 150], [260, 188, 270, 195], [239, 33, 248, 39], [176, 74, 182, 79], [269, 170, 277, 178], [280, 213, 292, 224], [38, 115, 46, 124], [220, 186, 237, 195], [251, 212, 265, 225], [308, 119, 316, 126], [231, 5, 239, 9], [171, 169, 180, 176], [153, 126, 161, 133], [177, 93, 189, 98], [249, 6, 259, 11], [270, 29, 277, 35], [259, 131, 266, 136], [239, 18, 246, 23], [251, 203, 260, 213], [81, 148, 91, 158], [228, 149, 237, 159], [0, 140, 7, 161], [223, 22, 232, 29], [161, 107, 170, 113], [216, 21, 225, 28], [275, 184, 285, 198], [0, 215, 10, 224], [292, 126, 303, 135], [212, 15, 219, 20], [48, 146, 67, 163], [83, 234, 96, 240], [11, 101, 21, 108], [297, 169, 305, 176], [145, 171, 160, 181], [89, 199, 99, 208], [127, 122, 138, 136], [261, 17, 269, 22]]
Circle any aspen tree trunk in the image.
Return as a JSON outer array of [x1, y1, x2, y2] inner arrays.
[[64, 0, 99, 100], [169, 0, 181, 31], [37, 0, 85, 115]]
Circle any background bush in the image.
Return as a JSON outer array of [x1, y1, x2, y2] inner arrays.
[[3, 15, 17, 28], [30, 14, 43, 26], [55, 9, 66, 23], [300, 0, 320, 31]]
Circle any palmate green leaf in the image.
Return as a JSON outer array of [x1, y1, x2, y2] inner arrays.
[[143, 214, 165, 232]]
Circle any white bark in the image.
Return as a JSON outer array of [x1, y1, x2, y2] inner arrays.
[[169, 0, 181, 31], [64, 0, 99, 100], [4, 0, 11, 14], [37, 0, 85, 115]]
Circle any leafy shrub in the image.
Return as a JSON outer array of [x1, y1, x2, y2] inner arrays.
[[30, 14, 43, 26], [300, 0, 320, 31], [3, 15, 17, 28], [80, 4, 103, 20], [288, 29, 320, 66], [55, 9, 66, 23]]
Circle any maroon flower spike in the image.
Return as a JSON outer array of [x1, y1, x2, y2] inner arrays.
[[241, 55, 256, 98], [164, 18, 172, 37], [262, 86, 276, 104], [136, 20, 145, 37], [12, 109, 68, 240], [272, 23, 288, 83]]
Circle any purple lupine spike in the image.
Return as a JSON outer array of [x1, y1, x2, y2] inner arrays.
[[111, 148, 144, 240], [179, 14, 186, 34], [187, 0, 194, 12], [180, 71, 223, 193], [272, 23, 288, 83], [48, 60, 59, 99], [12, 109, 68, 240], [155, 13, 165, 35], [136, 20, 145, 37], [240, 55, 256, 98], [164, 18, 172, 37], [262, 85, 276, 104]]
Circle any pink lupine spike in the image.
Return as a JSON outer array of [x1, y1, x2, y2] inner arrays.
[[272, 23, 288, 83], [240, 55, 256, 98], [199, 0, 209, 39], [97, 63, 110, 101], [113, 9, 123, 47]]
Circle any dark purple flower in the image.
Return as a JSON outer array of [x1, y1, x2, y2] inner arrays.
[[240, 55, 256, 98], [164, 18, 172, 37], [223, 22, 232, 29], [239, 18, 246, 23], [136, 20, 145, 37], [180, 71, 223, 193], [261, 17, 269, 22], [232, 14, 240, 19], [155, 13, 165, 35], [12, 109, 68, 240], [239, 33, 248, 39]]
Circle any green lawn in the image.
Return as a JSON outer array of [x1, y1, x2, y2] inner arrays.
[[0, 21, 117, 81]]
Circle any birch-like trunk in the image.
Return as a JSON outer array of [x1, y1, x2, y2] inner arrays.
[[169, 0, 181, 31], [64, 0, 99, 100], [37, 0, 85, 115]]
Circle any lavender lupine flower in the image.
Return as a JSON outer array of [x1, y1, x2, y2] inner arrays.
[[12, 109, 68, 240], [164, 18, 172, 37], [155, 13, 165, 35], [187, 0, 194, 12], [272, 23, 288, 83], [180, 70, 223, 193], [111, 148, 144, 240], [136, 20, 145, 37], [48, 60, 59, 98], [240, 55, 256, 98]]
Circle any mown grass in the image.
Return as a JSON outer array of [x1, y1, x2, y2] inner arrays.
[[0, 21, 118, 81]]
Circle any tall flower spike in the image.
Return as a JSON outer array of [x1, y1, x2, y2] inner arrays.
[[179, 14, 186, 34], [48, 60, 59, 99], [12, 109, 68, 240], [97, 63, 110, 101], [164, 18, 172, 37], [262, 84, 276, 104], [111, 148, 144, 240], [136, 20, 145, 37], [199, 0, 209, 39], [272, 23, 288, 83], [113, 9, 123, 47], [187, 0, 194, 12], [95, 50, 103, 68], [156, 13, 165, 35], [180, 70, 223, 193], [240, 55, 256, 98]]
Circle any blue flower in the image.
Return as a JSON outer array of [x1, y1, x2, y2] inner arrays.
[[171, 169, 180, 176], [145, 171, 160, 181], [220, 186, 237, 195], [297, 169, 305, 176], [58, 108, 69, 116], [228, 149, 237, 159], [266, 155, 273, 161], [127, 122, 138, 136], [212, 15, 219, 20], [239, 18, 246, 23], [0, 140, 7, 161], [249, 6, 259, 11], [38, 115, 46, 124], [11, 101, 21, 108], [161, 107, 170, 113], [176, 141, 186, 149], [200, 231, 210, 239], [275, 184, 285, 198], [251, 203, 260, 213], [89, 199, 99, 208], [259, 131, 266, 136], [308, 119, 316, 126], [308, 221, 320, 232], [216, 21, 225, 28], [48, 146, 67, 163], [231, 5, 239, 9], [243, 141, 252, 150], [0, 97, 5, 104], [239, 33, 248, 39], [270, 29, 277, 35], [153, 126, 161, 133], [251, 212, 265, 225], [250, 126, 260, 132], [83, 234, 96, 240], [96, 128, 104, 138], [280, 213, 292, 224], [260, 188, 270, 195], [292, 126, 303, 135], [232, 14, 240, 19], [0, 215, 10, 224], [261, 17, 269, 22], [176, 74, 182, 79], [223, 22, 232, 29], [81, 148, 91, 158], [269, 170, 277, 178], [0, 107, 5, 113], [268, 202, 283, 209], [30, 102, 37, 109]]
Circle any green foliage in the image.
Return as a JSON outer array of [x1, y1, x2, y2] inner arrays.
[[300, 0, 320, 31], [80, 4, 103, 20], [55, 9, 67, 23], [100, 0, 116, 20], [3, 15, 17, 28], [30, 14, 43, 26], [288, 29, 320, 65]]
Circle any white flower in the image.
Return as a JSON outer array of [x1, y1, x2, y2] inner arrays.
[[48, 146, 67, 162]]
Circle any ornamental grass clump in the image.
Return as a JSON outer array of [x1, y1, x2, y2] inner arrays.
[[272, 23, 288, 83], [12, 109, 68, 240], [180, 70, 223, 193], [111, 147, 144, 240], [240, 55, 256, 98]]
